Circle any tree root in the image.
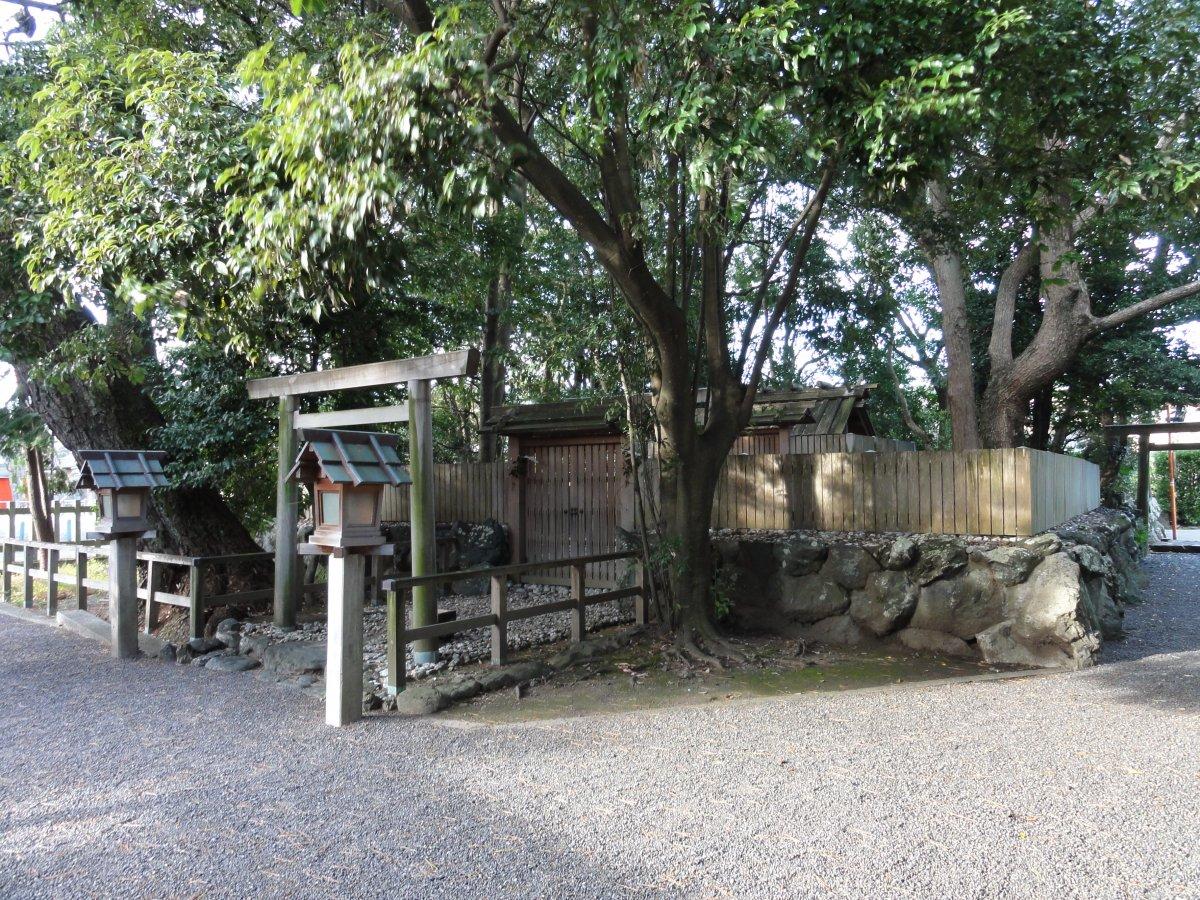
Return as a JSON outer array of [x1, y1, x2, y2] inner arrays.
[[674, 621, 748, 669]]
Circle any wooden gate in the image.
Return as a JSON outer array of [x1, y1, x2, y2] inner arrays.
[[521, 436, 626, 587]]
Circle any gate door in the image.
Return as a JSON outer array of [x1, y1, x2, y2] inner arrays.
[[522, 436, 626, 587]]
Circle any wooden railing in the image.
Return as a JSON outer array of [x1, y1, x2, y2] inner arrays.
[[0, 500, 97, 543], [381, 550, 645, 694], [0, 539, 334, 641]]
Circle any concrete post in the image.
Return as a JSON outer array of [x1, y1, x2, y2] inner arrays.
[[407, 378, 438, 665], [108, 535, 139, 659], [274, 395, 300, 630], [326, 552, 365, 727]]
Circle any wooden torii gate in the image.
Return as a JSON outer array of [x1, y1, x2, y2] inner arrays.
[[1104, 420, 1200, 521], [247, 350, 479, 657]]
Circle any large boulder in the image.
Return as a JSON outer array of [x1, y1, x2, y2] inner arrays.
[[779, 535, 828, 577], [909, 567, 1006, 640], [779, 574, 849, 624], [896, 627, 976, 658], [1109, 544, 1147, 604], [261, 641, 327, 677], [796, 614, 870, 647], [881, 535, 918, 570], [719, 538, 784, 629], [1022, 533, 1062, 556], [975, 546, 1040, 586], [1004, 553, 1102, 668], [1083, 577, 1124, 640], [911, 537, 968, 585], [820, 545, 880, 590], [977, 620, 1095, 669], [849, 570, 918, 637], [1067, 543, 1112, 579]]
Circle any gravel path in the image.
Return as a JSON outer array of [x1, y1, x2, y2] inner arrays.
[[1, 552, 1198, 898]]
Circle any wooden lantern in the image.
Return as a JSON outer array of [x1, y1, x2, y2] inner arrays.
[[288, 429, 410, 552], [75, 450, 168, 539]]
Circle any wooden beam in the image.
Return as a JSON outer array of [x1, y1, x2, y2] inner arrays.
[[246, 349, 479, 399], [1105, 421, 1200, 436], [293, 404, 409, 430], [1148, 442, 1200, 452]]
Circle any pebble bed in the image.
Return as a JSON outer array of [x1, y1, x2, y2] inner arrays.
[[242, 583, 635, 691]]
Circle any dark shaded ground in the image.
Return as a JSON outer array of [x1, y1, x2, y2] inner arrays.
[[0, 552, 1197, 898]]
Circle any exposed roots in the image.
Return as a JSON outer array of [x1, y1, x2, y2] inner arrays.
[[674, 620, 749, 669]]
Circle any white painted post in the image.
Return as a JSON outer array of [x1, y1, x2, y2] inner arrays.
[[326, 552, 365, 727], [108, 536, 139, 659]]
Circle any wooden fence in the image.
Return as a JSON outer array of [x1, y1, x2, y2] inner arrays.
[[710, 448, 1099, 536], [0, 538, 354, 640], [381, 447, 1099, 543], [787, 433, 917, 455], [0, 500, 96, 543], [380, 460, 506, 523], [382, 550, 644, 694]]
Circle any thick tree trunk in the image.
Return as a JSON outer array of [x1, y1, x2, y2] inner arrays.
[[921, 182, 980, 450], [12, 309, 259, 556], [1030, 385, 1052, 450], [657, 441, 728, 643]]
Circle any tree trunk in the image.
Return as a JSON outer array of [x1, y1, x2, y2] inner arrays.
[[657, 440, 726, 641], [1030, 385, 1052, 450], [24, 445, 55, 543], [919, 182, 981, 450], [479, 269, 511, 462], [12, 308, 259, 556]]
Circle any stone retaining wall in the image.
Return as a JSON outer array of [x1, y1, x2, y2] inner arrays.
[[714, 508, 1146, 669]]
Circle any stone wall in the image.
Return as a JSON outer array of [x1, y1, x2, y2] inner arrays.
[[713, 508, 1146, 669]]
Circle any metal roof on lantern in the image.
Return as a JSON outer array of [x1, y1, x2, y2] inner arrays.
[[75, 450, 169, 491], [286, 429, 411, 486]]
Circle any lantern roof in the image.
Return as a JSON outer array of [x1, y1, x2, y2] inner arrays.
[[75, 450, 169, 491], [288, 429, 411, 486]]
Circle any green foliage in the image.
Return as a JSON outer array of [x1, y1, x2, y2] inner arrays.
[[153, 342, 276, 534], [1154, 450, 1200, 526]]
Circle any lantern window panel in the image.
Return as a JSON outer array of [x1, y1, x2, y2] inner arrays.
[[319, 489, 341, 527], [346, 488, 378, 527], [116, 491, 143, 518]]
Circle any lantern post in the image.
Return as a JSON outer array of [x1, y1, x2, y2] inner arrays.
[[288, 429, 409, 726], [75, 450, 168, 659]]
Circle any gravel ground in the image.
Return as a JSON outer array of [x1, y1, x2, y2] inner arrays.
[[243, 584, 635, 686], [0, 552, 1198, 898]]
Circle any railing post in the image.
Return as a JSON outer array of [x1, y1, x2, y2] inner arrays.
[[2, 541, 12, 604], [188, 560, 205, 641], [490, 574, 508, 665], [143, 558, 160, 635], [570, 563, 586, 643], [73, 500, 82, 545], [22, 544, 33, 609], [386, 586, 405, 696], [76, 548, 88, 610], [46, 546, 60, 618], [634, 559, 647, 626]]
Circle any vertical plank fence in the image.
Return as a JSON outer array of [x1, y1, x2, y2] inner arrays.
[[709, 448, 1098, 536]]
